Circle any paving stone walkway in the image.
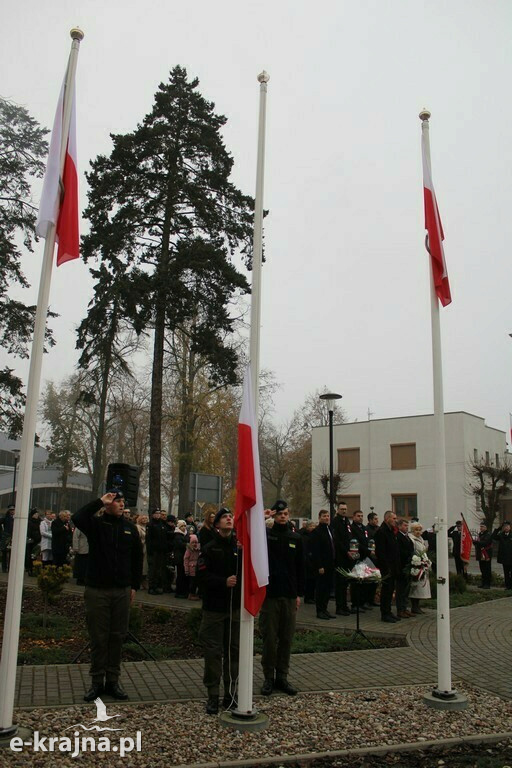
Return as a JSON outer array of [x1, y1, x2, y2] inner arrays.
[[3, 575, 511, 708]]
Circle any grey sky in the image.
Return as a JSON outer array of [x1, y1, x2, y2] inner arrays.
[[2, 0, 512, 437]]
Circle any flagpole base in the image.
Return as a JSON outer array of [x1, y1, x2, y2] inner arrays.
[[424, 688, 469, 711], [219, 708, 269, 732], [0, 725, 32, 748]]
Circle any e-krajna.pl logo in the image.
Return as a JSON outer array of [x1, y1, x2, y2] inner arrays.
[[10, 697, 142, 757]]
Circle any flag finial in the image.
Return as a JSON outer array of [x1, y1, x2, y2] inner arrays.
[[257, 71, 270, 83], [419, 108, 431, 122], [70, 27, 84, 41]]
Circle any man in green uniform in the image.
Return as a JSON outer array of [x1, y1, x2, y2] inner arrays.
[[197, 508, 241, 714], [259, 500, 304, 696]]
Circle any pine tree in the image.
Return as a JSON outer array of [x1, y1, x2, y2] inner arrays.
[[0, 98, 52, 436], [81, 67, 254, 509]]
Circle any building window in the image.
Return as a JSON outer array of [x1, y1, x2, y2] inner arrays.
[[338, 448, 360, 473], [390, 443, 416, 470], [392, 494, 417, 518], [485, 451, 490, 465], [337, 494, 361, 515], [496, 454, 500, 467], [473, 448, 478, 462]]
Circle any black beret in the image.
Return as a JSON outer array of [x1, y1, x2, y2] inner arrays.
[[271, 500, 288, 512], [214, 507, 232, 527]]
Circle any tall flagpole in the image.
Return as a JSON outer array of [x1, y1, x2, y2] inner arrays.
[[0, 28, 84, 738], [420, 110, 467, 711], [236, 70, 269, 719]]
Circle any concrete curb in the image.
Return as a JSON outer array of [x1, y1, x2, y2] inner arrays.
[[170, 731, 512, 768]]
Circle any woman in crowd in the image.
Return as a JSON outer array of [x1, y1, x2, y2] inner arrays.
[[198, 509, 216, 549], [408, 521, 431, 614], [135, 514, 149, 590], [173, 519, 189, 598]]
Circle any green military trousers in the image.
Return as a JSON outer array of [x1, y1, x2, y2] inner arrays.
[[259, 596, 297, 681], [199, 609, 240, 697], [84, 586, 131, 685]]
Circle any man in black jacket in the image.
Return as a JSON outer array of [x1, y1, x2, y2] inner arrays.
[[72, 490, 143, 702], [448, 520, 464, 576], [310, 509, 336, 620], [475, 521, 493, 589], [350, 509, 370, 612], [51, 510, 72, 567], [492, 521, 512, 589], [395, 517, 414, 618], [331, 502, 352, 616], [146, 509, 168, 595], [374, 510, 400, 623], [259, 500, 304, 696], [197, 508, 241, 715]]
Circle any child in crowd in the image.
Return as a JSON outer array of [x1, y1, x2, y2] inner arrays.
[[184, 533, 200, 600]]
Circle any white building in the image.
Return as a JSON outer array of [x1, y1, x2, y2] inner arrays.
[[311, 412, 508, 526]]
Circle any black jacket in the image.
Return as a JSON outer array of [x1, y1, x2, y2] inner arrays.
[[448, 526, 461, 557], [374, 522, 400, 577], [51, 517, 72, 557], [351, 521, 370, 560], [27, 516, 41, 545], [72, 499, 143, 590], [492, 528, 512, 566], [265, 522, 304, 599], [309, 522, 335, 571], [197, 530, 241, 612], [475, 531, 493, 562], [146, 519, 168, 554], [397, 530, 414, 570], [331, 514, 352, 568]]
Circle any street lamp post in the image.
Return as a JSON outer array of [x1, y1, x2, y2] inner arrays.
[[11, 449, 20, 506], [319, 393, 342, 522]]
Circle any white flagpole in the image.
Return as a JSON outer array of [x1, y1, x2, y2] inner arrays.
[[0, 28, 84, 737], [420, 111, 466, 710], [237, 71, 269, 717]]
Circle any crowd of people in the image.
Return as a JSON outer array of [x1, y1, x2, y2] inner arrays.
[[1, 496, 512, 715]]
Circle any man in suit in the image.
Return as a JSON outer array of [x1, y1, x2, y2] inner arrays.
[[374, 510, 401, 623], [310, 509, 336, 619], [448, 520, 464, 576], [492, 521, 512, 589], [395, 517, 414, 618], [331, 501, 352, 616]]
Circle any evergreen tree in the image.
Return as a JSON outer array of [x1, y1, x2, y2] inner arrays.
[[0, 98, 52, 436], [82, 67, 254, 509]]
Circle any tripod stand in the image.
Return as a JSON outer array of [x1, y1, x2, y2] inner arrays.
[[71, 631, 157, 663], [347, 578, 376, 650]]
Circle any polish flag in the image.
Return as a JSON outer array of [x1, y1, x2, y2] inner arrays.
[[234, 365, 268, 616], [460, 515, 473, 564], [509, 413, 512, 446], [422, 131, 451, 307], [36, 78, 79, 266]]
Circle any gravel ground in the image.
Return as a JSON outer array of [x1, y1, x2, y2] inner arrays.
[[1, 685, 512, 767]]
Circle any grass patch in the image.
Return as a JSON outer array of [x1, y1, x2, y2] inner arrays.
[[122, 642, 181, 661], [253, 628, 404, 654], [17, 647, 76, 665], [424, 588, 507, 609], [20, 613, 72, 640]]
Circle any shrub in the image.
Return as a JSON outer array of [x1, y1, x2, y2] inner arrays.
[[186, 607, 202, 640], [129, 605, 143, 634], [450, 573, 467, 594], [149, 606, 173, 624], [35, 565, 72, 629], [20, 613, 71, 640]]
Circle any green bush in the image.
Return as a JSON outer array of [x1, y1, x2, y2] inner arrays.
[[450, 573, 468, 594], [122, 642, 180, 661], [186, 607, 202, 640], [18, 647, 73, 665], [149, 606, 173, 624], [20, 613, 72, 640], [129, 605, 143, 634]]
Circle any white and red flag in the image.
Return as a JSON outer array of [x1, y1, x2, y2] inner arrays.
[[36, 78, 79, 266], [509, 413, 512, 446], [460, 515, 473, 564], [234, 365, 269, 616], [421, 131, 451, 307]]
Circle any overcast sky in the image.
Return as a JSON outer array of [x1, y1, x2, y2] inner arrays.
[[2, 0, 512, 440]]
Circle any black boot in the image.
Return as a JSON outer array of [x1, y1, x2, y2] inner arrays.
[[274, 678, 297, 695], [261, 678, 273, 696], [206, 695, 219, 715], [104, 681, 128, 700], [83, 682, 104, 702]]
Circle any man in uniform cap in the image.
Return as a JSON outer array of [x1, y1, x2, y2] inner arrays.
[[260, 500, 304, 696], [197, 507, 241, 714]]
